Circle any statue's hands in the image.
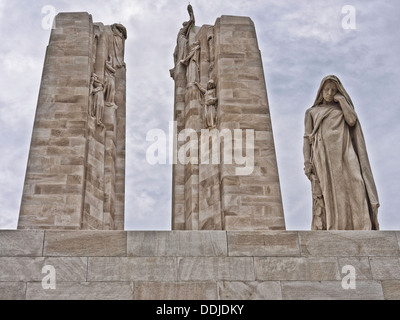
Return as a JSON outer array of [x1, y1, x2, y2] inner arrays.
[[334, 93, 345, 103]]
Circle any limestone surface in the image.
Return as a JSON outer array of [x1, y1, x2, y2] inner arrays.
[[0, 230, 399, 300]]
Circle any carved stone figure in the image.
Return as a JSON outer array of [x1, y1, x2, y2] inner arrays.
[[90, 73, 105, 128], [181, 40, 201, 86], [111, 23, 127, 69], [195, 80, 218, 128], [303, 75, 379, 230], [170, 5, 195, 79], [104, 55, 116, 106]]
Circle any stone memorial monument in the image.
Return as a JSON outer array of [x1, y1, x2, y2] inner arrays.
[[0, 10, 397, 301], [170, 6, 286, 231], [17, 13, 127, 230]]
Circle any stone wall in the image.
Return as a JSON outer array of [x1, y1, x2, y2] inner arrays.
[[0, 230, 399, 300]]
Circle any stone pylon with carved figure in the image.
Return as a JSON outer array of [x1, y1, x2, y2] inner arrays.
[[170, 6, 286, 231], [18, 13, 127, 230]]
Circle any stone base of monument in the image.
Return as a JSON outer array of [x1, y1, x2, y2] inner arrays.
[[0, 230, 399, 300]]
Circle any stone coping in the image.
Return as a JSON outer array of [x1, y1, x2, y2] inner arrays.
[[0, 230, 399, 258]]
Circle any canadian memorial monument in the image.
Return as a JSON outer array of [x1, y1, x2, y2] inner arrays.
[[0, 8, 398, 301]]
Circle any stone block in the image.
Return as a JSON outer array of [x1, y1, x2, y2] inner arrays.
[[0, 282, 26, 300], [57, 12, 90, 21], [227, 231, 300, 256], [134, 282, 217, 300], [255, 257, 340, 281], [44, 231, 127, 257], [0, 230, 44, 257], [337, 257, 373, 280], [225, 216, 285, 231], [127, 231, 227, 257], [26, 174, 67, 186], [241, 195, 285, 206], [88, 257, 178, 282], [370, 257, 400, 280], [26, 282, 133, 300], [220, 15, 253, 26], [218, 281, 282, 300], [281, 281, 384, 300], [0, 257, 87, 281], [178, 257, 254, 281], [299, 231, 400, 257], [381, 281, 400, 300]]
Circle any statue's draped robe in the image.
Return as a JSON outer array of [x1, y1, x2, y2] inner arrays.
[[305, 75, 379, 230]]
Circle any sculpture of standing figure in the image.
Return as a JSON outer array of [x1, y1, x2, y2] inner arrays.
[[111, 23, 127, 69], [104, 55, 116, 106], [90, 73, 105, 128], [170, 5, 195, 79], [195, 80, 218, 128], [303, 75, 379, 230], [181, 40, 201, 86]]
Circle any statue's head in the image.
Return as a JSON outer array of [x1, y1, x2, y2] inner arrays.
[[313, 75, 354, 109], [112, 24, 127, 40], [207, 80, 216, 90], [322, 80, 338, 104]]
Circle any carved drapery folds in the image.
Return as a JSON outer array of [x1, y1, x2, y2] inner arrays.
[[195, 80, 218, 128], [90, 73, 105, 127], [111, 23, 127, 69], [181, 40, 201, 104], [104, 55, 117, 107]]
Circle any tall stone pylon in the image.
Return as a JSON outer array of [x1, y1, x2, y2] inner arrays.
[[18, 13, 127, 230], [170, 7, 286, 231]]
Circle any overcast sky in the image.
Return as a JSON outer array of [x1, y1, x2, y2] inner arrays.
[[0, 0, 399, 231]]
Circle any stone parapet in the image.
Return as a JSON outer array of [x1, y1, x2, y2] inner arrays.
[[0, 230, 399, 300]]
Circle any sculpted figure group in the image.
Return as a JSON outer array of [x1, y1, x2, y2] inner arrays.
[[89, 24, 127, 128], [171, 5, 219, 129]]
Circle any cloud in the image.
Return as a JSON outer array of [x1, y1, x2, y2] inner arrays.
[[277, 2, 345, 43], [0, 0, 5, 19]]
